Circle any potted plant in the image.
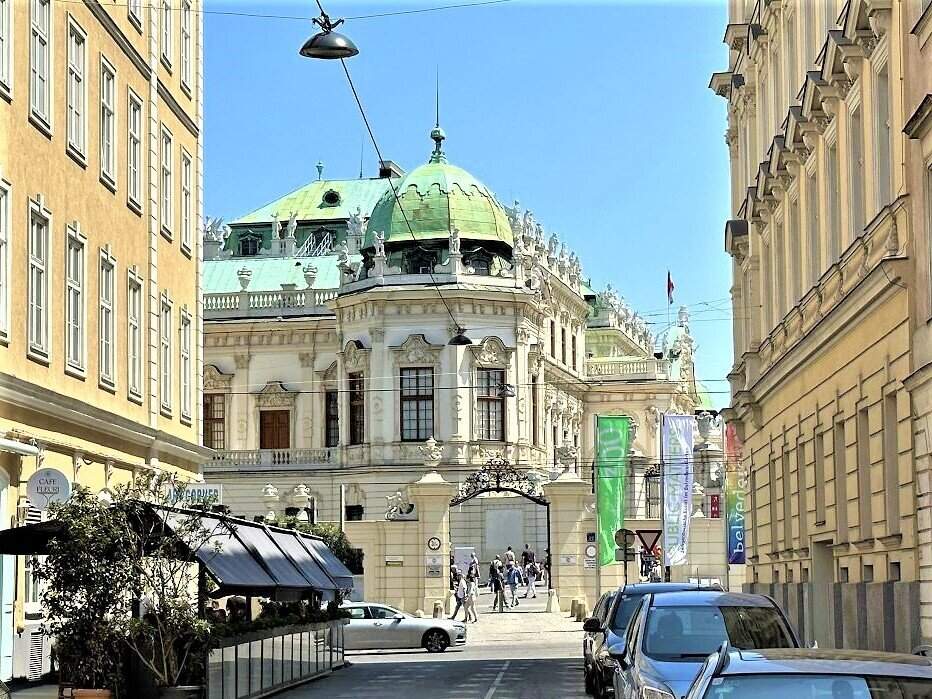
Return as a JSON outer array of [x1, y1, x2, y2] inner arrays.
[[38, 487, 135, 698]]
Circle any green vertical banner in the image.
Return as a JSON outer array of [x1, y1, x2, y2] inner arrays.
[[596, 415, 631, 566]]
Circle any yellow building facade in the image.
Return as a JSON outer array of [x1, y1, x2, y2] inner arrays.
[[0, 0, 206, 679], [713, 0, 931, 650]]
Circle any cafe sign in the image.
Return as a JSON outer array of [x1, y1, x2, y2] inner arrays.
[[26, 468, 72, 510]]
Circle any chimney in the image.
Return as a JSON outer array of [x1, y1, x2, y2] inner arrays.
[[378, 160, 405, 179]]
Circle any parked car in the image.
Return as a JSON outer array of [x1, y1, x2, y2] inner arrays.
[[685, 647, 932, 698], [610, 591, 799, 699], [583, 583, 724, 698], [341, 602, 467, 652]]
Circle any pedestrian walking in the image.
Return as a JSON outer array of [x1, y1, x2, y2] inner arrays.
[[521, 544, 535, 567], [544, 548, 552, 587], [464, 569, 479, 622], [523, 560, 539, 599], [468, 552, 480, 582], [450, 570, 467, 620], [504, 546, 516, 566], [488, 556, 505, 611], [505, 563, 521, 607]]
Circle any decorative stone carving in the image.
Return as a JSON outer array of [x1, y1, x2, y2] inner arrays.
[[385, 490, 416, 521], [696, 411, 720, 449], [318, 361, 338, 382], [204, 364, 233, 391], [341, 340, 370, 372], [298, 352, 315, 368], [286, 212, 298, 240], [255, 381, 297, 409], [237, 267, 253, 291], [347, 207, 365, 240], [303, 263, 318, 289], [449, 227, 461, 255], [234, 354, 252, 370], [470, 336, 514, 366], [373, 231, 386, 258], [419, 437, 444, 468], [392, 334, 443, 365], [371, 328, 385, 342]]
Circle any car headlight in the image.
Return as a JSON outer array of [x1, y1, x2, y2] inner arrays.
[[642, 687, 675, 699]]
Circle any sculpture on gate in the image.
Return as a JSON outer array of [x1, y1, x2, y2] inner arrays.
[[385, 490, 416, 520]]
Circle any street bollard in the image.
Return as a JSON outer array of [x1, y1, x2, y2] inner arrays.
[[433, 601, 443, 618], [546, 588, 560, 614], [575, 602, 587, 622]]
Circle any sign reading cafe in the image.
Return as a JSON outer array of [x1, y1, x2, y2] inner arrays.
[[661, 415, 694, 567], [26, 468, 72, 511]]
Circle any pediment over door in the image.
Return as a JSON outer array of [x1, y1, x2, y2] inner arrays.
[[255, 381, 297, 409]]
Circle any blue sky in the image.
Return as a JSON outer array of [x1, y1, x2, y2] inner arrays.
[[204, 1, 733, 406]]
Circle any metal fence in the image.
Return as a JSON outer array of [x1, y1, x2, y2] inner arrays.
[[206, 620, 345, 699]]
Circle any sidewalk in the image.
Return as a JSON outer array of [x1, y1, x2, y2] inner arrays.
[[10, 686, 57, 699], [453, 589, 583, 646]]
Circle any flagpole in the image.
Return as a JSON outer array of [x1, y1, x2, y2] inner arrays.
[[594, 414, 601, 603], [660, 412, 669, 582]]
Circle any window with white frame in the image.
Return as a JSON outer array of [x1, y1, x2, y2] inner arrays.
[[28, 201, 50, 357], [0, 0, 10, 93], [128, 0, 141, 26], [874, 64, 892, 211], [128, 93, 142, 207], [160, 128, 173, 235], [160, 297, 172, 411], [161, 0, 172, 66], [30, 0, 51, 126], [400, 367, 433, 441], [180, 312, 191, 420], [0, 180, 9, 342], [66, 21, 86, 157], [807, 170, 821, 287], [127, 273, 142, 399], [181, 152, 192, 250], [181, 0, 191, 88], [100, 60, 116, 184], [476, 368, 505, 441], [65, 228, 85, 371], [98, 250, 115, 386], [849, 105, 865, 243]]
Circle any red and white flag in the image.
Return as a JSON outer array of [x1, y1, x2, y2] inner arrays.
[[667, 271, 675, 305]]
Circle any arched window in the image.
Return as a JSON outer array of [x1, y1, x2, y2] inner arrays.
[[238, 233, 260, 257]]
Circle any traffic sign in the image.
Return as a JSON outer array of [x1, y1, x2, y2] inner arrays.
[[636, 529, 662, 552]]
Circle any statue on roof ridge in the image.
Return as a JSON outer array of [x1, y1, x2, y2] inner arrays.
[[204, 216, 226, 242], [449, 227, 461, 256], [373, 231, 386, 258], [347, 207, 365, 239], [547, 233, 559, 258], [271, 212, 281, 239], [286, 211, 298, 239]]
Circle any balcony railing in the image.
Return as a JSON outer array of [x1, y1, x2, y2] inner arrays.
[[585, 357, 672, 380], [204, 289, 339, 318], [206, 448, 335, 471]]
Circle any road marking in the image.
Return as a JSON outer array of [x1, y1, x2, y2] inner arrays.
[[483, 660, 511, 699]]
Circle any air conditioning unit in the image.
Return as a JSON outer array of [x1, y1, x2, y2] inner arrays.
[[12, 625, 50, 682]]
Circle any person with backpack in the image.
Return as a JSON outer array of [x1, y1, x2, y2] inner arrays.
[[488, 556, 504, 611], [505, 563, 521, 608]]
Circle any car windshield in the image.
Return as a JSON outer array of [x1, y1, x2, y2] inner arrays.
[[703, 675, 932, 699], [643, 605, 794, 660], [611, 594, 646, 633]]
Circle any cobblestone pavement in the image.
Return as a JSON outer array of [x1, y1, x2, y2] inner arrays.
[[280, 591, 589, 698]]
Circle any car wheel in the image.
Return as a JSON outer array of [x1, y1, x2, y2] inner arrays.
[[591, 668, 607, 699], [423, 629, 450, 653]]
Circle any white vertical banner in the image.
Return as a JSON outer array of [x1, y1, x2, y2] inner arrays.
[[662, 414, 695, 567]]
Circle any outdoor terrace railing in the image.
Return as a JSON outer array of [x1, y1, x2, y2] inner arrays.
[[206, 620, 345, 699], [585, 358, 672, 380], [204, 289, 339, 317], [207, 449, 335, 471]]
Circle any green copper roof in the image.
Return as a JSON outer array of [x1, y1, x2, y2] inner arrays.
[[231, 178, 395, 225], [363, 133, 513, 249], [203, 254, 361, 294]]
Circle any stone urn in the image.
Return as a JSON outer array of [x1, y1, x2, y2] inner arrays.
[[237, 267, 253, 291], [303, 263, 318, 289]]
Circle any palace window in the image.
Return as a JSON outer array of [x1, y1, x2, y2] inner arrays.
[[99, 251, 115, 387], [30, 0, 51, 127], [561, 327, 567, 364], [100, 60, 116, 185], [400, 368, 434, 441], [65, 228, 85, 371], [467, 254, 491, 275], [239, 234, 260, 257], [161, 0, 172, 66], [160, 127, 173, 235], [128, 0, 141, 26], [260, 410, 289, 450], [180, 312, 191, 420], [181, 151, 192, 250], [203, 394, 225, 449], [128, 93, 142, 207], [0, 180, 8, 342], [874, 65, 892, 211], [549, 320, 556, 357], [476, 368, 505, 441], [827, 141, 840, 260], [0, 0, 10, 94], [66, 21, 86, 157], [571, 335, 577, 371], [127, 274, 142, 399], [325, 390, 339, 447], [849, 106, 865, 243], [348, 373, 365, 445], [160, 297, 172, 412], [531, 374, 539, 445], [807, 171, 821, 286], [181, 0, 192, 88], [28, 203, 49, 358]]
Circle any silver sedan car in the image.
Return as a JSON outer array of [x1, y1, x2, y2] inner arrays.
[[341, 602, 467, 652]]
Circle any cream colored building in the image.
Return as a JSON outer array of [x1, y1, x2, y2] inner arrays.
[[0, 0, 207, 680], [199, 128, 733, 613], [713, 0, 931, 650]]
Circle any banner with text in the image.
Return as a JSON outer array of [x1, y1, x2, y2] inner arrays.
[[596, 415, 631, 566], [662, 415, 694, 567], [725, 423, 747, 565]]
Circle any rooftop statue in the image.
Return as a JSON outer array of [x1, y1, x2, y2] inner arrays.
[[347, 207, 365, 239], [336, 240, 350, 265], [373, 231, 386, 258], [271, 212, 281, 239], [286, 211, 298, 239], [548, 233, 559, 257], [449, 227, 461, 255]]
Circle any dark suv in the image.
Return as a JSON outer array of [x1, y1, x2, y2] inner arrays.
[[610, 591, 799, 699], [583, 583, 723, 697]]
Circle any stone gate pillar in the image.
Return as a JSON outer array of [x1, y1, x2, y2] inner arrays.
[[544, 472, 593, 612], [408, 471, 457, 615]]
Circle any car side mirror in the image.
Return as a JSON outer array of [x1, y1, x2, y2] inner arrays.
[[608, 643, 628, 668], [583, 617, 603, 633], [392, 613, 404, 621]]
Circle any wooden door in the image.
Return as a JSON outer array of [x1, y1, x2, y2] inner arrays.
[[260, 410, 290, 449]]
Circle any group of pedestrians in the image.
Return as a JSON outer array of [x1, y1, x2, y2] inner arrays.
[[451, 544, 547, 620]]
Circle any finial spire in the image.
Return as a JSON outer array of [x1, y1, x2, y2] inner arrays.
[[429, 68, 446, 163]]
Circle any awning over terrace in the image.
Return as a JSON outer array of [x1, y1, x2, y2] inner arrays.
[[0, 505, 354, 601]]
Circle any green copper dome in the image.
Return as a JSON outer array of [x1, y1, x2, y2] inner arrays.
[[363, 130, 513, 250]]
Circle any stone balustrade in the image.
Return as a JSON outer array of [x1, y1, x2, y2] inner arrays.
[[204, 289, 340, 318], [585, 357, 672, 380], [206, 448, 335, 471]]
